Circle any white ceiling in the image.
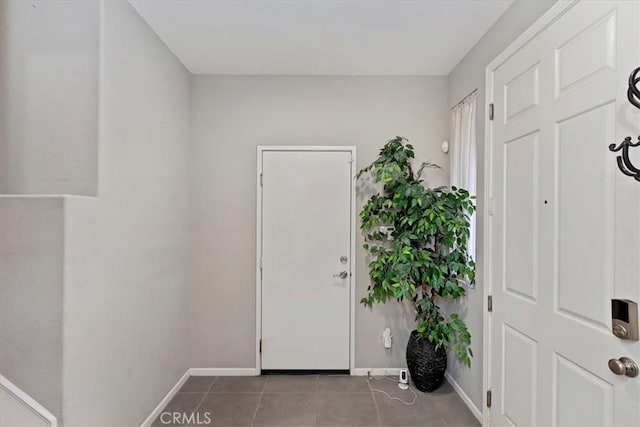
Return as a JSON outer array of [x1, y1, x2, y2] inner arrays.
[[129, 0, 512, 76]]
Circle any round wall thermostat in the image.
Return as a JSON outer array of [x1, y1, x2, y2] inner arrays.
[[441, 140, 449, 154]]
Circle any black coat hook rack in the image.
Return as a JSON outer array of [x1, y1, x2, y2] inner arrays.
[[609, 67, 640, 181]]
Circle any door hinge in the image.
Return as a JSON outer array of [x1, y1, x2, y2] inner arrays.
[[487, 389, 492, 408], [260, 173, 263, 186], [259, 339, 262, 353], [488, 295, 493, 312], [489, 103, 494, 121], [488, 197, 494, 216], [259, 257, 263, 270]]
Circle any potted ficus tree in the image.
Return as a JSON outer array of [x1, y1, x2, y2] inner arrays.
[[358, 136, 475, 392]]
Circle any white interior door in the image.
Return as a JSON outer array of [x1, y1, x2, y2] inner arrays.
[[260, 148, 353, 370], [488, 1, 640, 425]]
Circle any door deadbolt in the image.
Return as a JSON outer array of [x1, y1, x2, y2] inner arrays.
[[611, 299, 638, 340], [608, 357, 639, 377], [333, 271, 348, 279], [339, 256, 348, 264]]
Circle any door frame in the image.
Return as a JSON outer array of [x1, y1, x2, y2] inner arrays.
[[255, 146, 357, 375], [482, 1, 578, 424]]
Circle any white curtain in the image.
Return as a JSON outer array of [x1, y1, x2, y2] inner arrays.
[[450, 93, 477, 275]]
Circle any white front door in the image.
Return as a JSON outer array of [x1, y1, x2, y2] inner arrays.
[[488, 1, 640, 425], [259, 148, 353, 370]]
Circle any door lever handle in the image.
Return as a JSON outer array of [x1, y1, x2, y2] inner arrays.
[[333, 271, 348, 279]]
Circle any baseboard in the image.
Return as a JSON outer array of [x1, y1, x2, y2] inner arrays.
[[190, 368, 259, 376], [444, 372, 482, 422], [352, 368, 403, 376], [0, 374, 57, 427], [139, 369, 190, 427]]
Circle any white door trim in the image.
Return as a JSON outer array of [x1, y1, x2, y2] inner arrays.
[[482, 1, 578, 425], [256, 146, 357, 375]]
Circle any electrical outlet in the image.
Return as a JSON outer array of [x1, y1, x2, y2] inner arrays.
[[383, 328, 392, 348], [379, 225, 395, 240]]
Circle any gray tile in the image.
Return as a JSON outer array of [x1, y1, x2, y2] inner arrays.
[[317, 393, 380, 427], [152, 393, 205, 426], [369, 377, 453, 403], [252, 392, 316, 427], [179, 376, 217, 392], [364, 377, 416, 399], [263, 375, 318, 393], [317, 375, 370, 393], [209, 376, 266, 393], [433, 395, 480, 427], [426, 380, 456, 397], [165, 392, 206, 411], [197, 393, 261, 426], [442, 415, 480, 427], [177, 410, 215, 427], [373, 392, 443, 427]]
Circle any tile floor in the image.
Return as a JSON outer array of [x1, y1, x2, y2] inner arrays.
[[152, 375, 480, 427]]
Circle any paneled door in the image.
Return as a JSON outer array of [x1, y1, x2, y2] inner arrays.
[[258, 147, 354, 371], [487, 1, 640, 425]]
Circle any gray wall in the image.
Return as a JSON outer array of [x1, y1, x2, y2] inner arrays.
[[62, 2, 192, 425], [445, 0, 556, 410], [0, 1, 99, 195], [0, 196, 65, 419], [0, 2, 190, 424], [189, 75, 449, 369]]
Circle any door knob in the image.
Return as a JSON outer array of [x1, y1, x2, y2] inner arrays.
[[608, 357, 639, 377], [333, 271, 348, 279]]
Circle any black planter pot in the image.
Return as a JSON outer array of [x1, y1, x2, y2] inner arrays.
[[406, 330, 447, 392]]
